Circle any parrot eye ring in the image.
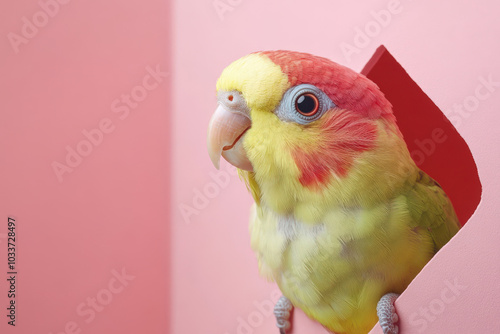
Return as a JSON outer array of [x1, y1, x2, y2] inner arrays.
[[295, 93, 320, 116], [275, 84, 335, 124]]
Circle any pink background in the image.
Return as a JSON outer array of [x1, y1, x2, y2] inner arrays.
[[172, 1, 500, 334], [1, 0, 499, 334], [1, 0, 171, 333]]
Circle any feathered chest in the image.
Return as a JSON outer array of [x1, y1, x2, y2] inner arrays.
[[249, 204, 369, 284], [248, 199, 428, 309]]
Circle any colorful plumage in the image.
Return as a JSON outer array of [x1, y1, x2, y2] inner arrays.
[[207, 51, 460, 334]]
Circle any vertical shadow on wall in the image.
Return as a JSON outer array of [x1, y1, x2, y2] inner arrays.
[[361, 46, 481, 226]]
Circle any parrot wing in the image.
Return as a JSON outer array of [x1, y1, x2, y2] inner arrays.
[[406, 170, 461, 253]]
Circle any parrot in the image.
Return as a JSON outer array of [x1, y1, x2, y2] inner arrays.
[[206, 50, 460, 334]]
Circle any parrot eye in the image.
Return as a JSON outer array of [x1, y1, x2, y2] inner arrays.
[[295, 93, 319, 116], [275, 84, 336, 125]]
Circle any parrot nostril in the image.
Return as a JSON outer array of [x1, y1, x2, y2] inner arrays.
[[217, 91, 250, 115]]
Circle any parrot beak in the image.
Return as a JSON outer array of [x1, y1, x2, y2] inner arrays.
[[207, 103, 253, 171]]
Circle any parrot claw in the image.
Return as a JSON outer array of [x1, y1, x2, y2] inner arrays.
[[274, 295, 293, 334], [377, 293, 400, 334]]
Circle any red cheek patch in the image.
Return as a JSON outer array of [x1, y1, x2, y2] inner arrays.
[[292, 110, 377, 189]]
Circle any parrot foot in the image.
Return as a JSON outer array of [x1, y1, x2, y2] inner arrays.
[[274, 295, 293, 334], [377, 293, 400, 334]]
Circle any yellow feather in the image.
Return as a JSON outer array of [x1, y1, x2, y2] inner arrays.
[[216, 54, 289, 111]]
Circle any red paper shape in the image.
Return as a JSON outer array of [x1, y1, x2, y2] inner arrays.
[[361, 46, 481, 226]]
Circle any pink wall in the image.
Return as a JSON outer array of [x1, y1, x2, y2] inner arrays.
[[0, 0, 171, 333], [172, 0, 500, 334]]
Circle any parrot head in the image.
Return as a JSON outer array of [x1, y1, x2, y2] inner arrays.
[[208, 51, 411, 216]]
